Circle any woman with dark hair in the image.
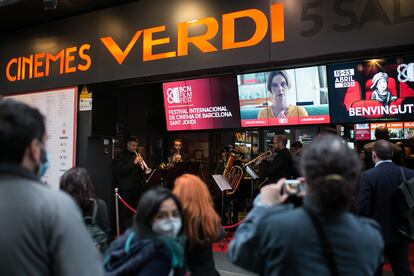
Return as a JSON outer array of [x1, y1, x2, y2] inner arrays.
[[257, 70, 308, 119], [60, 167, 110, 250], [173, 174, 223, 276], [104, 188, 187, 276], [229, 135, 384, 275]]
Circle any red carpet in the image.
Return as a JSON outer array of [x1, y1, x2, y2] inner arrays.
[[383, 243, 414, 272], [213, 236, 232, 252]]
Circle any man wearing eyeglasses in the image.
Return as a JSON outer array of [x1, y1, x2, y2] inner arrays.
[[257, 70, 308, 119]]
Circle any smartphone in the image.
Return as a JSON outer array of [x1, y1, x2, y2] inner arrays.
[[283, 179, 302, 195]]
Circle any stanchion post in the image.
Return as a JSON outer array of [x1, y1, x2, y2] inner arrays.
[[114, 187, 120, 237]]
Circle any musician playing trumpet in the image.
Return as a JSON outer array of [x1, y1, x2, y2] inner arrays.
[[259, 135, 295, 185], [113, 135, 146, 231]]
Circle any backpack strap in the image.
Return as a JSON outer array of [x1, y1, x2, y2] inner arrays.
[[400, 167, 407, 182], [303, 206, 339, 276], [399, 167, 414, 208], [90, 199, 98, 224]]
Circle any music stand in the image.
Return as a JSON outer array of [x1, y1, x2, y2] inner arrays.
[[212, 174, 233, 221], [244, 165, 259, 208]]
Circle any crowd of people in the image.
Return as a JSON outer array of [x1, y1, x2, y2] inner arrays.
[[1, 99, 414, 275]]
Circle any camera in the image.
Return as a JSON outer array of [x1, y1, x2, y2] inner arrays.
[[282, 179, 302, 195]]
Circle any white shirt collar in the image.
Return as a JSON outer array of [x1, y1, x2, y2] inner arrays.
[[375, 160, 392, 167]]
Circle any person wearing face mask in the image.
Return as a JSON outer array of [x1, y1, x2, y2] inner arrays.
[[104, 188, 187, 276], [0, 100, 103, 276], [257, 70, 308, 119]]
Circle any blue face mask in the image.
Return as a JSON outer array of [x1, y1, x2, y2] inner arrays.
[[38, 146, 49, 178]]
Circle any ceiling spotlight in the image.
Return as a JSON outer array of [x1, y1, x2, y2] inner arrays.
[[44, 0, 57, 10]]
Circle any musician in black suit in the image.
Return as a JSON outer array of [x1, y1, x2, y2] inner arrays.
[[259, 135, 295, 184], [114, 135, 146, 230], [357, 140, 414, 276]]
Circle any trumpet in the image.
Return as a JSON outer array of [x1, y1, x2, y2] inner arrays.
[[243, 150, 273, 167], [134, 150, 152, 174]]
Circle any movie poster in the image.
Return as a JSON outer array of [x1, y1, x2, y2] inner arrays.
[[354, 123, 370, 141], [237, 66, 330, 127], [163, 76, 241, 131], [328, 56, 414, 123], [4, 87, 77, 189]]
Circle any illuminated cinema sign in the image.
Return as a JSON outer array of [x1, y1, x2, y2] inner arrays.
[[5, 3, 284, 82]]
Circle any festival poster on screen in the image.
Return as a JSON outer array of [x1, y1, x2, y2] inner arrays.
[[4, 87, 77, 189], [328, 56, 414, 123], [354, 123, 370, 141], [237, 65, 330, 127], [162, 76, 241, 131]]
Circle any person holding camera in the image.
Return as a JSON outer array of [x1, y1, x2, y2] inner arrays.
[[228, 135, 383, 275]]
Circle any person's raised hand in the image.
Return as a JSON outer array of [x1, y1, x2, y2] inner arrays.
[[260, 178, 288, 206]]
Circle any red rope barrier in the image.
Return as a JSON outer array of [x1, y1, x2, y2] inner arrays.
[[116, 190, 244, 229], [117, 194, 137, 214], [222, 219, 245, 229]]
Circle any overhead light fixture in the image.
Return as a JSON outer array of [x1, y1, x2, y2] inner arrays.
[[44, 0, 57, 10]]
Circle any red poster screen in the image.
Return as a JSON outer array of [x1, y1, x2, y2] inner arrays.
[[354, 123, 370, 141], [162, 76, 241, 131], [237, 65, 330, 127], [328, 56, 414, 124]]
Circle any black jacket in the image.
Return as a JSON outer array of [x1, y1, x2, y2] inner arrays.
[[260, 148, 294, 182], [114, 150, 145, 191], [357, 162, 414, 243], [186, 227, 224, 276]]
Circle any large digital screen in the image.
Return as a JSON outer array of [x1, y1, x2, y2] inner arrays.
[[162, 76, 241, 131], [237, 66, 330, 127], [328, 56, 414, 123]]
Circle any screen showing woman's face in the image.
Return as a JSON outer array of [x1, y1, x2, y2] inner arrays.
[[270, 74, 288, 111], [271, 74, 288, 97]]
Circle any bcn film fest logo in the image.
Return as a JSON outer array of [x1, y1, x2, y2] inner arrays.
[[166, 85, 193, 104]]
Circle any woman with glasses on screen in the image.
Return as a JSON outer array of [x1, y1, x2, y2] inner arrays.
[[257, 70, 308, 119]]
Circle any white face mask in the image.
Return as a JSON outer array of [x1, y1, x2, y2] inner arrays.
[[152, 218, 182, 238]]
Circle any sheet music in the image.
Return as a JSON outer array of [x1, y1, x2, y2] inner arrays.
[[212, 174, 233, 192]]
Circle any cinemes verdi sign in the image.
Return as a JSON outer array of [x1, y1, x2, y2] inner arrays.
[[1, 0, 413, 93], [5, 3, 284, 82]]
